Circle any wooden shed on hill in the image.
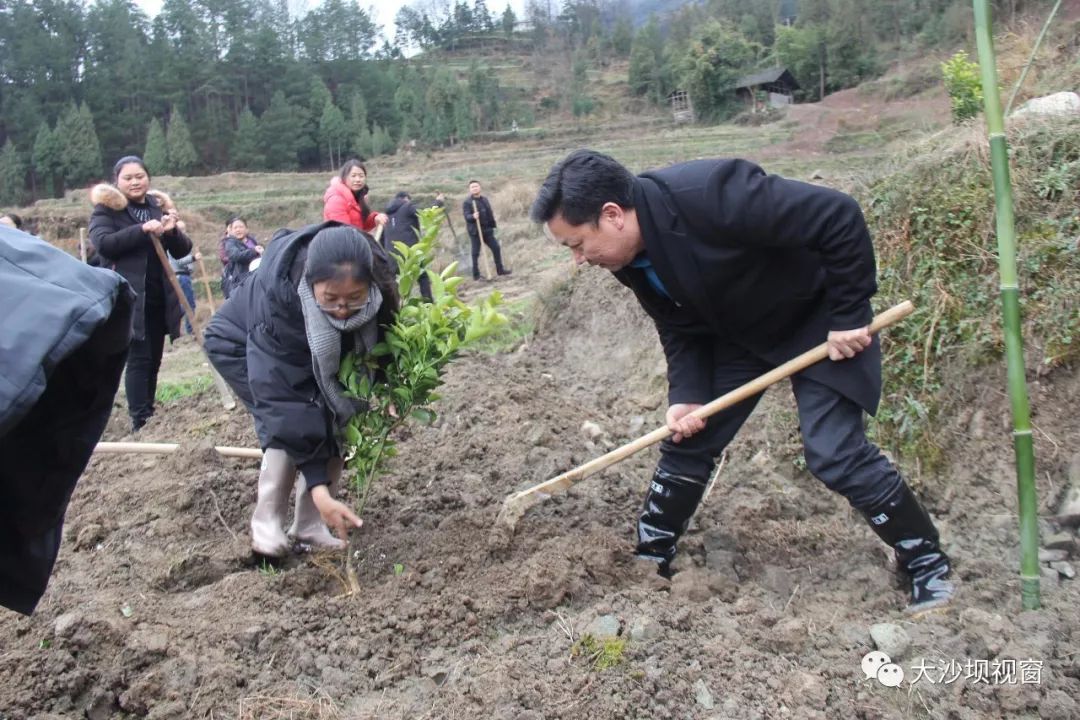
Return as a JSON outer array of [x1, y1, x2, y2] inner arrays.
[[667, 90, 694, 123], [735, 68, 800, 109]]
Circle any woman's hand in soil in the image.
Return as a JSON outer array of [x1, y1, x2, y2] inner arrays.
[[310, 485, 362, 542], [666, 403, 704, 443]]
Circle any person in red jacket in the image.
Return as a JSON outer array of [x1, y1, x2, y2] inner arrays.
[[322, 159, 388, 233]]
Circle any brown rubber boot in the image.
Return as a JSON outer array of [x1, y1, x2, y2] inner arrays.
[[289, 458, 347, 551], [251, 448, 294, 557]]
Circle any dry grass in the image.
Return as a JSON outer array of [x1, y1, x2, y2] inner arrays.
[[237, 688, 342, 720], [492, 179, 537, 222]]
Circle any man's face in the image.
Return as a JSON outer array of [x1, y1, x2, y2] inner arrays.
[[468, 182, 482, 197], [545, 203, 641, 272]]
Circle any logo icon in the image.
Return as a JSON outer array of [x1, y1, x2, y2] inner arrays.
[[862, 651, 905, 687]]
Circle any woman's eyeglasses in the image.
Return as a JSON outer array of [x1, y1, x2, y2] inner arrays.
[[317, 299, 368, 313]]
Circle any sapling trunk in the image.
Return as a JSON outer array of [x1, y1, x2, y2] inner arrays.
[[972, 0, 1040, 610]]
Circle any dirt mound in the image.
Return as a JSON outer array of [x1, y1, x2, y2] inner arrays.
[[3, 220, 1079, 718]]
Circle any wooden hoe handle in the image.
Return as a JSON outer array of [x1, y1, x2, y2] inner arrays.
[[502, 301, 915, 515]]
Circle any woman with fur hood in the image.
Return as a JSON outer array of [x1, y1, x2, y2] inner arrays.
[[89, 156, 192, 432], [322, 159, 389, 233]]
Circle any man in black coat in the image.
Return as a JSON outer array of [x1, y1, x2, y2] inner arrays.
[[462, 180, 510, 281], [530, 149, 953, 614], [1, 225, 133, 614], [385, 191, 432, 301]]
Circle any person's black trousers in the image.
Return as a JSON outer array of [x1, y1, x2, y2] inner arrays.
[[468, 229, 505, 278], [125, 302, 167, 429], [418, 269, 433, 301], [659, 345, 901, 510]]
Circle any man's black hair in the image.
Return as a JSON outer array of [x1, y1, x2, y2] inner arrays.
[[530, 149, 636, 226], [1, 212, 23, 230]]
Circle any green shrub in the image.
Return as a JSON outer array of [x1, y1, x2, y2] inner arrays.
[[941, 52, 983, 123], [863, 117, 1080, 469]]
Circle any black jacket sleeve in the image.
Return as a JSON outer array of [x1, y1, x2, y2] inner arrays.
[[225, 237, 260, 265], [703, 160, 876, 331], [246, 320, 334, 489], [161, 226, 193, 261], [657, 324, 713, 405], [406, 204, 420, 241], [88, 206, 146, 259]]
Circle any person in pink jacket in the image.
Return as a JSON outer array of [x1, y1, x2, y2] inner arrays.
[[322, 159, 388, 233]]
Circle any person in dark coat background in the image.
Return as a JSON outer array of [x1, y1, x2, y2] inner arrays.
[[204, 223, 400, 559], [384, 191, 433, 301], [89, 156, 192, 432], [462, 180, 510, 281], [1, 224, 134, 615], [530, 149, 953, 614], [219, 216, 262, 299]]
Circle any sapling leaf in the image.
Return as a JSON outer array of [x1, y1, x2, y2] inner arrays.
[[410, 408, 435, 425]]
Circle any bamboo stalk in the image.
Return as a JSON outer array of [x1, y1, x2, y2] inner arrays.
[[94, 441, 261, 459], [1004, 0, 1063, 117], [973, 0, 1040, 610], [79, 227, 87, 263]]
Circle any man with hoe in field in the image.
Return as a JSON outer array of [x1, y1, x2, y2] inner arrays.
[[463, 180, 511, 281], [530, 149, 954, 614]]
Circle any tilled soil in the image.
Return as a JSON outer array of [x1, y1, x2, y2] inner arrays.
[[2, 265, 1079, 720]]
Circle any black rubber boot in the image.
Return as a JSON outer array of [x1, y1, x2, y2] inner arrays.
[[861, 482, 955, 614], [636, 468, 708, 577]]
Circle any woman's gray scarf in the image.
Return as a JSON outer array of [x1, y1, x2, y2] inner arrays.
[[297, 278, 383, 427]]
